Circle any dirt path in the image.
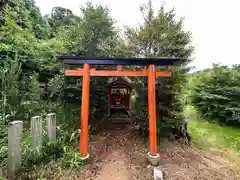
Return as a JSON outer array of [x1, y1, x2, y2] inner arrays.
[[75, 125, 239, 180], [93, 150, 130, 180], [158, 140, 240, 180], [78, 128, 150, 180], [77, 125, 152, 180]]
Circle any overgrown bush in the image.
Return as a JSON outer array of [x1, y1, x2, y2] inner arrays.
[[0, 106, 84, 179], [189, 65, 240, 125], [0, 59, 84, 178]]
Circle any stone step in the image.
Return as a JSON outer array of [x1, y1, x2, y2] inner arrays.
[[109, 117, 128, 120], [108, 118, 129, 122], [109, 115, 128, 119], [108, 118, 130, 124], [110, 114, 128, 117], [108, 112, 130, 125]]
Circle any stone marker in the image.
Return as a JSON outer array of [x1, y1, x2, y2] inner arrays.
[[31, 116, 42, 149], [153, 167, 163, 180], [46, 113, 56, 141], [8, 121, 23, 176]]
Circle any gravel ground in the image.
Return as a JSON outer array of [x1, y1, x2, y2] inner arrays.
[[75, 125, 240, 180]]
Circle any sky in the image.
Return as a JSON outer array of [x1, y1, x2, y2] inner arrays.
[[35, 0, 240, 70]]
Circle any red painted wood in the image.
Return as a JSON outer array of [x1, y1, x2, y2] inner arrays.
[[80, 64, 90, 157], [148, 65, 157, 156], [65, 69, 172, 77]]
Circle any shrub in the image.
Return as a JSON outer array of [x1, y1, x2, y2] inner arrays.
[[190, 65, 240, 125]]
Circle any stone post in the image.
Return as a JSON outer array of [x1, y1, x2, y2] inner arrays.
[[31, 116, 42, 149], [8, 121, 23, 176], [153, 167, 164, 180], [46, 113, 56, 141]]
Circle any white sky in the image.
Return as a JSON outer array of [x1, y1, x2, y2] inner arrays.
[[35, 0, 240, 70]]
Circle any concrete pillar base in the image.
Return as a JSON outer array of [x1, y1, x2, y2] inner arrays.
[[147, 152, 160, 166], [80, 153, 90, 161]]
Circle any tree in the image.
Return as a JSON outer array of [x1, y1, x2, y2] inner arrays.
[[190, 65, 240, 125], [46, 6, 80, 37], [55, 2, 121, 120], [77, 2, 119, 56], [125, 1, 194, 138], [0, 0, 50, 38]]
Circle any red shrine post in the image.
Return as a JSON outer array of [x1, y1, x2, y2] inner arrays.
[[57, 56, 179, 160], [80, 64, 90, 157]]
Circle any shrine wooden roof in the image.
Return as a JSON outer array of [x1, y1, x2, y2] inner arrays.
[[57, 56, 180, 66], [108, 77, 132, 88]]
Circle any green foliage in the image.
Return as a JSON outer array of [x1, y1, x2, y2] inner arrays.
[[0, 105, 84, 179], [0, 15, 64, 88], [1, 0, 50, 39], [189, 65, 240, 125], [0, 60, 22, 121], [186, 106, 240, 155], [45, 6, 80, 37], [55, 2, 120, 119], [127, 1, 193, 136], [0, 119, 7, 168], [0, 60, 49, 121], [20, 124, 82, 169]]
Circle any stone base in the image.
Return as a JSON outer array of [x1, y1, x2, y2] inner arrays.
[[80, 153, 90, 161], [147, 152, 160, 166]]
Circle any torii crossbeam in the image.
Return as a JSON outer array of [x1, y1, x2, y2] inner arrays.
[[57, 56, 179, 160]]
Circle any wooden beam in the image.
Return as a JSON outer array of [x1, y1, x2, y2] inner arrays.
[[57, 56, 180, 66], [64, 69, 172, 77], [148, 64, 157, 156], [80, 64, 90, 158]]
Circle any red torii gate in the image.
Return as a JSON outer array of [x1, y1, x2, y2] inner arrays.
[[57, 56, 179, 160]]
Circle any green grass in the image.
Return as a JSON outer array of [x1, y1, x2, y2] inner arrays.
[[185, 106, 240, 156]]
